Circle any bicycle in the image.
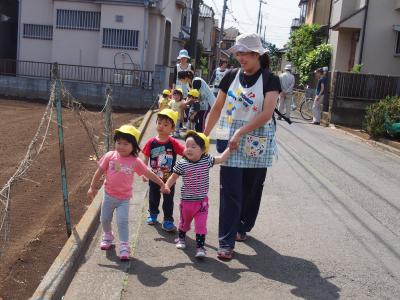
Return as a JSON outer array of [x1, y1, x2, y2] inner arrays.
[[299, 87, 316, 121]]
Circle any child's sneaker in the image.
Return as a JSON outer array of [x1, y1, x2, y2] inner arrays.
[[162, 220, 176, 232], [119, 242, 131, 261], [99, 232, 114, 250], [195, 247, 207, 258], [175, 238, 186, 249], [146, 214, 158, 225]]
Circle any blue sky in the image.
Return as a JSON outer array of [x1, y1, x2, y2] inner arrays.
[[202, 0, 300, 48]]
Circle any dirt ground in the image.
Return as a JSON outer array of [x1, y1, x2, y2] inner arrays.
[[0, 99, 141, 300]]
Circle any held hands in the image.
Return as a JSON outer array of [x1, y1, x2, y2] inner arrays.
[[160, 184, 171, 194], [228, 129, 242, 151]]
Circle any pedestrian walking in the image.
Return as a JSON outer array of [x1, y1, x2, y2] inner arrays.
[[312, 68, 327, 125], [87, 125, 167, 260], [142, 109, 185, 232], [173, 49, 195, 98], [165, 131, 231, 258], [177, 70, 215, 132], [209, 60, 228, 97], [169, 88, 184, 137], [204, 33, 281, 260], [158, 89, 171, 110], [278, 64, 295, 121]]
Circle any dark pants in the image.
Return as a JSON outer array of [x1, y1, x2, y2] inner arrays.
[[219, 166, 267, 249], [195, 110, 208, 132], [149, 181, 175, 222]]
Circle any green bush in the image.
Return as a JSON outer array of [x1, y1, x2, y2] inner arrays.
[[364, 96, 400, 138], [350, 64, 363, 73]]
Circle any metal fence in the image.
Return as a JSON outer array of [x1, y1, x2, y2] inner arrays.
[[335, 72, 400, 100], [0, 59, 153, 89]]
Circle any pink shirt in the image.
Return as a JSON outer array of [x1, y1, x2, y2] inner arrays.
[[99, 151, 147, 200]]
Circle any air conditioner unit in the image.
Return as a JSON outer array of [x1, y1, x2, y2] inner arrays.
[[113, 73, 122, 84]]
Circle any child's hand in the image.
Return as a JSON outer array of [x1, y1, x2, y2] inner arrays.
[[142, 175, 149, 182], [87, 187, 98, 201]]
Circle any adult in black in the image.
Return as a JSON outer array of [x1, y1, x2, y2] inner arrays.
[[312, 68, 327, 125], [204, 33, 281, 260]]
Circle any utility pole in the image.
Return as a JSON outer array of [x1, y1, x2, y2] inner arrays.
[[256, 0, 267, 34], [216, 0, 228, 68], [189, 0, 200, 67]]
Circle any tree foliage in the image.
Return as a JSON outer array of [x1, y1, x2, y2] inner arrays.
[[285, 24, 331, 84]]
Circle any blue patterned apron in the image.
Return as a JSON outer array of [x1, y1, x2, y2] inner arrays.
[[216, 70, 277, 168]]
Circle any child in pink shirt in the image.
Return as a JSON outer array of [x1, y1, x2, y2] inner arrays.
[[88, 125, 168, 260]]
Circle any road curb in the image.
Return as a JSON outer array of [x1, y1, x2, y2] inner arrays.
[[331, 124, 400, 157], [30, 110, 154, 300]]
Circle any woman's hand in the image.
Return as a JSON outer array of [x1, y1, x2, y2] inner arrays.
[[229, 129, 242, 151], [87, 186, 98, 201]]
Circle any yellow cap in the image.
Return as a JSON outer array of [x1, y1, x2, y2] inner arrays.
[[162, 89, 171, 96], [186, 130, 210, 153], [115, 124, 141, 143], [173, 88, 183, 95], [158, 108, 178, 126], [188, 89, 200, 98]]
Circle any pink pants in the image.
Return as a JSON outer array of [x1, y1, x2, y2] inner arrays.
[[179, 197, 208, 234]]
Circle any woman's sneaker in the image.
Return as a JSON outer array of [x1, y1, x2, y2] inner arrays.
[[99, 232, 114, 250], [195, 247, 207, 258], [146, 214, 158, 225], [119, 242, 131, 261], [175, 238, 186, 249]]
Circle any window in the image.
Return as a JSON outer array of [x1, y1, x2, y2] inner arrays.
[[396, 32, 400, 55], [23, 24, 53, 40], [56, 9, 100, 31], [115, 15, 124, 23], [102, 28, 139, 50]]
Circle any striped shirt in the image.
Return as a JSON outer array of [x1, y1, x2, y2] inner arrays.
[[173, 154, 215, 201]]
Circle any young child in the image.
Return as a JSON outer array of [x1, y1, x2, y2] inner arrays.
[[158, 89, 171, 110], [165, 131, 231, 258], [169, 88, 184, 137], [87, 125, 167, 261], [142, 109, 185, 231], [186, 89, 200, 130]]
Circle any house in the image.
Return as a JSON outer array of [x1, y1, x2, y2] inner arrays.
[[329, 0, 400, 75], [17, 0, 191, 70]]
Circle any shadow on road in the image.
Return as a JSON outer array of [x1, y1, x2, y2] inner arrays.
[[98, 229, 340, 299]]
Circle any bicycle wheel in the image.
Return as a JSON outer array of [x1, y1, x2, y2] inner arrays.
[[300, 99, 313, 121]]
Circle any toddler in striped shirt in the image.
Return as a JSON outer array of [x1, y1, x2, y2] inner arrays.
[[165, 131, 231, 258]]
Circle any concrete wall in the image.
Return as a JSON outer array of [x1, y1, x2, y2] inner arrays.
[[52, 1, 100, 66], [0, 75, 157, 109], [18, 0, 53, 62]]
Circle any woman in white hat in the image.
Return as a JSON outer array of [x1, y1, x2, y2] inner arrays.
[[173, 49, 195, 97], [204, 33, 281, 260]]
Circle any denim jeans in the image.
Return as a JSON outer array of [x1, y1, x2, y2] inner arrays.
[[100, 192, 130, 243]]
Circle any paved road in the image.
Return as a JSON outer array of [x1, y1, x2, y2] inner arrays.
[[64, 113, 400, 299]]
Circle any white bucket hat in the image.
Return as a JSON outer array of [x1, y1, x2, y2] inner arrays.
[[177, 49, 190, 59], [285, 64, 292, 70], [228, 33, 267, 55]]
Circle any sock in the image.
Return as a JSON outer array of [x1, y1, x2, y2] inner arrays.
[[196, 234, 205, 248], [178, 230, 186, 240]]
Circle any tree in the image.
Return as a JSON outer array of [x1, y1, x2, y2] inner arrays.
[[265, 42, 280, 72], [285, 24, 331, 85]]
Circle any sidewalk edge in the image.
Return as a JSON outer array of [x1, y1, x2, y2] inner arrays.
[[331, 124, 400, 157], [30, 110, 154, 300]]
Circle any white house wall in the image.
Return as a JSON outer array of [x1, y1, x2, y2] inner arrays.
[[362, 0, 400, 75], [147, 13, 163, 68], [52, 1, 100, 66], [18, 0, 53, 62], [97, 4, 145, 69]]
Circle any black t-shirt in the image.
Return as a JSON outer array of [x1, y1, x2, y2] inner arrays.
[[316, 76, 327, 95], [219, 68, 281, 96]]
